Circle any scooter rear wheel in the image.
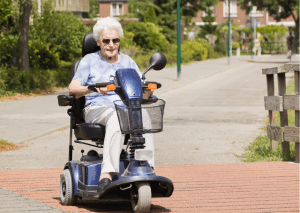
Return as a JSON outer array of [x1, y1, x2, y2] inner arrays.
[[60, 169, 77, 205], [131, 182, 152, 213]]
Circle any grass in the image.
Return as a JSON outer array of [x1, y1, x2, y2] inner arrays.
[[0, 139, 23, 152], [240, 136, 296, 162], [240, 76, 297, 162]]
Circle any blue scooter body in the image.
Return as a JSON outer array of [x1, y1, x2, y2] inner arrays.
[[64, 68, 173, 200]]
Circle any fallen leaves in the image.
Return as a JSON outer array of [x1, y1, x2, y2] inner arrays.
[[0, 139, 23, 152], [0, 87, 66, 102]]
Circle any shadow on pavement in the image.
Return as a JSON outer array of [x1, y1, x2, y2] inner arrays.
[[53, 197, 171, 212]]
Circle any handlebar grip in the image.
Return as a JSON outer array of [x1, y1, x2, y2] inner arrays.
[[88, 82, 111, 91], [143, 82, 162, 89]]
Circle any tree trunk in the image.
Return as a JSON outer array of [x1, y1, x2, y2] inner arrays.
[[18, 0, 32, 71]]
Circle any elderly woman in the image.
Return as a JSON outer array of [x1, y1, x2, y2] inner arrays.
[[68, 17, 154, 191]]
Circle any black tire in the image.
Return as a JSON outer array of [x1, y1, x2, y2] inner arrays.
[[60, 169, 77, 205], [131, 182, 152, 213]]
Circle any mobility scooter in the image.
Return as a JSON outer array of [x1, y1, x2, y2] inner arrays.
[[57, 33, 174, 212]]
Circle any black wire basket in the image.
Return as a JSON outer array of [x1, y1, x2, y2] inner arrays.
[[114, 99, 165, 134]]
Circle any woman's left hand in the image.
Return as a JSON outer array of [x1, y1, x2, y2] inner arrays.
[[143, 89, 153, 99]]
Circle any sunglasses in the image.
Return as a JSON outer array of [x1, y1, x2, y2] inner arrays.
[[102, 38, 120, 44]]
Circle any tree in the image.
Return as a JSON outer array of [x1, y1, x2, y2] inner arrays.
[[128, 0, 157, 22], [180, 0, 203, 20], [0, 0, 13, 30], [88, 0, 99, 18], [18, 0, 32, 71], [238, 0, 299, 52], [129, 0, 204, 43], [198, 0, 219, 37], [144, 5, 157, 25]]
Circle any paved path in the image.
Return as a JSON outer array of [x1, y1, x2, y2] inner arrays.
[[0, 54, 299, 212], [0, 162, 298, 212]]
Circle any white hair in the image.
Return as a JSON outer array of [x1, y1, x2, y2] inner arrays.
[[93, 17, 124, 41]]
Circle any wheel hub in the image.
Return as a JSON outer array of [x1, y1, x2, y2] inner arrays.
[[62, 181, 66, 197]]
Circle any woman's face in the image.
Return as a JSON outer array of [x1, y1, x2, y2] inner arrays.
[[97, 28, 120, 59]]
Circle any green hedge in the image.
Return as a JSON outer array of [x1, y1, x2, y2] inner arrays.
[[0, 61, 72, 96], [0, 35, 60, 69], [0, 34, 18, 66], [124, 22, 169, 52], [132, 39, 212, 70], [181, 40, 208, 63]]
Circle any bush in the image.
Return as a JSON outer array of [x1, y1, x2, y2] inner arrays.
[[30, 11, 89, 61], [52, 61, 72, 87], [214, 39, 227, 56], [195, 39, 218, 59], [0, 34, 18, 66], [0, 66, 56, 92], [231, 41, 240, 50], [133, 52, 154, 71], [29, 40, 59, 69], [181, 40, 208, 63], [132, 40, 210, 71], [0, 0, 13, 29], [0, 34, 60, 69], [124, 22, 169, 52], [120, 31, 136, 49], [0, 61, 72, 96]]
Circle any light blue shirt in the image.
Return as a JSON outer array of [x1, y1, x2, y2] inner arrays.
[[73, 52, 142, 108]]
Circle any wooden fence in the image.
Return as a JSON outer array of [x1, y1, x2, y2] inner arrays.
[[263, 63, 300, 163]]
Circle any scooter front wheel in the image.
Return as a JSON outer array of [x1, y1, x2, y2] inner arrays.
[[131, 182, 152, 213], [60, 169, 77, 205]]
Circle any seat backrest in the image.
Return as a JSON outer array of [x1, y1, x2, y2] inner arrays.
[[82, 32, 100, 57], [72, 32, 100, 124], [72, 60, 85, 124]]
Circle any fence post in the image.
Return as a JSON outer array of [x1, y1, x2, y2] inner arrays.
[[278, 73, 290, 159], [294, 70, 300, 162], [266, 74, 278, 149], [283, 63, 300, 163]]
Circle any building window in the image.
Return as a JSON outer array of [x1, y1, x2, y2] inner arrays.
[[223, 0, 237, 18], [202, 6, 215, 17], [111, 3, 123, 16], [250, 6, 264, 17]]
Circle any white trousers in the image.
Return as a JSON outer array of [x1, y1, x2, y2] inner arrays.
[[84, 105, 154, 175]]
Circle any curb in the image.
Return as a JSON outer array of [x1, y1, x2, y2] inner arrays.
[[248, 60, 298, 63]]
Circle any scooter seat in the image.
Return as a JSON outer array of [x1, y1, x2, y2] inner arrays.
[[74, 123, 105, 141]]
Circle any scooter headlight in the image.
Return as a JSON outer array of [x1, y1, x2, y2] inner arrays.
[[135, 150, 153, 161]]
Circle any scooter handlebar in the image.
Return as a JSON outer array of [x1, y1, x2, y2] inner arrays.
[[88, 82, 121, 92], [88, 81, 162, 92]]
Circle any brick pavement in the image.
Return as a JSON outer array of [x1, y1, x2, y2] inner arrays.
[[0, 162, 299, 212]]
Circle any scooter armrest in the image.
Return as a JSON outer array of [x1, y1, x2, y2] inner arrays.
[[58, 95, 74, 106]]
